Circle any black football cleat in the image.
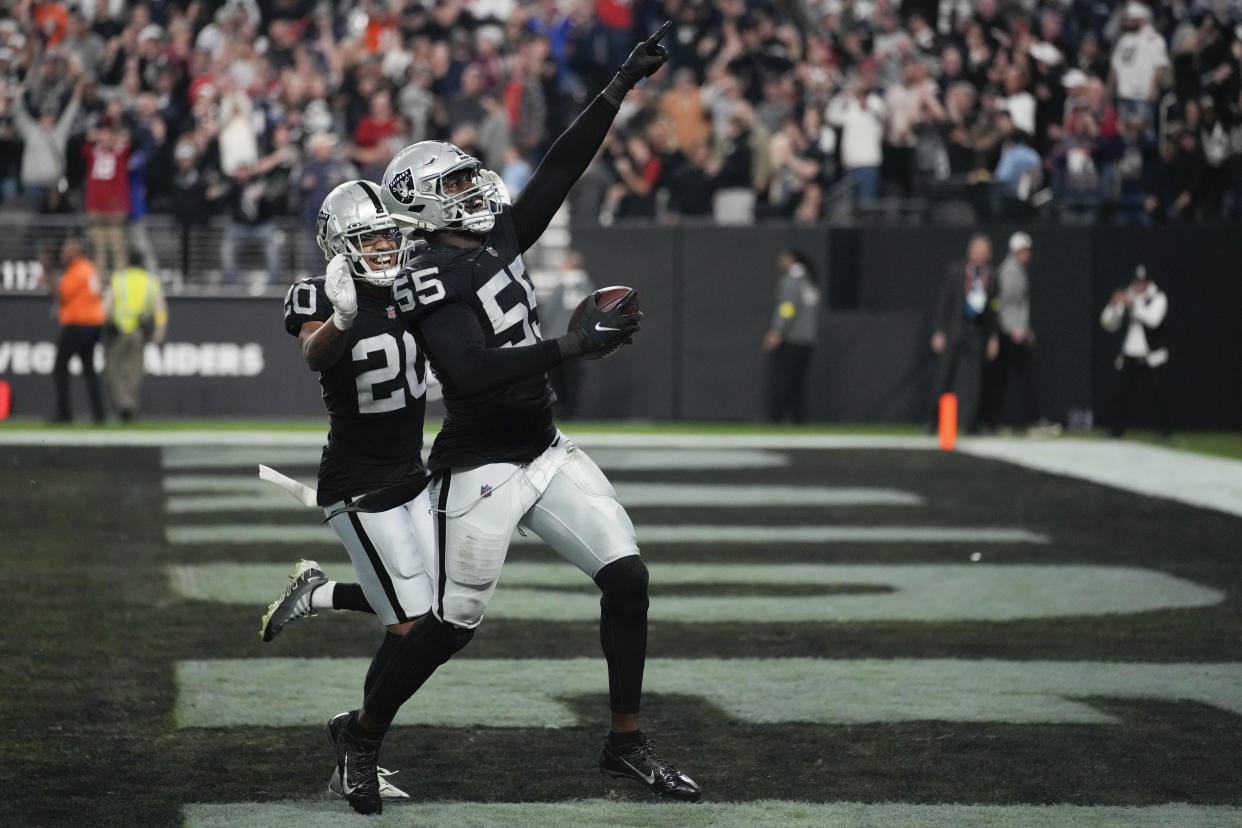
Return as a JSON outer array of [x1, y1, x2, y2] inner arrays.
[[599, 734, 702, 801], [325, 711, 384, 815]]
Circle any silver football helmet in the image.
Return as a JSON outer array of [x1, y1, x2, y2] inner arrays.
[[316, 180, 405, 286], [380, 141, 508, 236]]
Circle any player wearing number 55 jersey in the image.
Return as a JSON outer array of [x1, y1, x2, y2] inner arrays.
[[279, 180, 435, 802], [320, 22, 701, 818]]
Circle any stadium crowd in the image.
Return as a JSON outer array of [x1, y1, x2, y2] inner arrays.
[[1, 0, 1241, 250]]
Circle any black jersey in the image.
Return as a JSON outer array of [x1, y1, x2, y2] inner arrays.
[[393, 206, 560, 471], [283, 276, 429, 505]]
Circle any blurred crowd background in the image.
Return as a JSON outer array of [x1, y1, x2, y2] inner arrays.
[[0, 0, 1239, 288]]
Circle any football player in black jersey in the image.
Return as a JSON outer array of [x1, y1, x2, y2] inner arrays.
[[277, 179, 437, 802], [322, 23, 702, 816]]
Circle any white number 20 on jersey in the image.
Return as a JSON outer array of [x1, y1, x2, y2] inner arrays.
[[353, 331, 426, 414]]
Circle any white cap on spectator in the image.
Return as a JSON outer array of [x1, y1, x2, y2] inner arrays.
[[1135, 264, 1148, 279], [1062, 69, 1088, 89], [175, 141, 197, 161], [139, 24, 163, 42], [1028, 42, 1062, 66], [1125, 2, 1151, 20], [1009, 232, 1033, 252]]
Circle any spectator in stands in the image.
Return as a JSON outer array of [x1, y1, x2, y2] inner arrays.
[[499, 143, 532, 196], [1195, 97, 1231, 217], [1152, 126, 1206, 221], [83, 116, 131, 280], [929, 234, 999, 434], [827, 76, 886, 205], [764, 115, 823, 223], [661, 67, 711, 154], [294, 131, 356, 273], [667, 142, 718, 220], [1115, 114, 1160, 224], [1110, 3, 1169, 135], [10, 75, 81, 210], [215, 161, 280, 294], [47, 236, 106, 425], [994, 119, 1042, 200], [884, 57, 944, 197], [350, 88, 402, 182], [169, 139, 209, 284], [711, 107, 757, 224]]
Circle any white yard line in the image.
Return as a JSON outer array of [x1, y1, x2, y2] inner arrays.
[[958, 436, 1242, 519], [183, 801, 1242, 828], [165, 523, 1047, 545], [6, 429, 1242, 516]]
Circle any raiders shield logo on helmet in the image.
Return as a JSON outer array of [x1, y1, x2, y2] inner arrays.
[[388, 168, 415, 205]]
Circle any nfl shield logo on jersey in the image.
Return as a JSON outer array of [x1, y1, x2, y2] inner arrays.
[[486, 246, 498, 257], [387, 306, 396, 319], [480, 484, 493, 498]]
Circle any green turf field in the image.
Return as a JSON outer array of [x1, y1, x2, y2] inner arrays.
[[4, 435, 1242, 826]]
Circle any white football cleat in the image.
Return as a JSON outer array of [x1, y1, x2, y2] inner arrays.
[[328, 765, 411, 800]]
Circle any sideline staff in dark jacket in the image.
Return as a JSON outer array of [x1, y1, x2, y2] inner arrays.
[[929, 234, 1000, 433]]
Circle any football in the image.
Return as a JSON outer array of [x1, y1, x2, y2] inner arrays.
[[568, 285, 641, 359]]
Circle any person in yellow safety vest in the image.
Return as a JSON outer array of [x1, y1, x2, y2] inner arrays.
[[102, 250, 168, 422]]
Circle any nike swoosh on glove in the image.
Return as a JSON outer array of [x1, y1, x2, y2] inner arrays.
[[325, 254, 358, 331]]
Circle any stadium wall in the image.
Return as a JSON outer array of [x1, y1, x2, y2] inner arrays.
[[1, 226, 1238, 427]]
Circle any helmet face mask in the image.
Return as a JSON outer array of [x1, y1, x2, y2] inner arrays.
[[381, 141, 507, 236], [316, 181, 406, 286]]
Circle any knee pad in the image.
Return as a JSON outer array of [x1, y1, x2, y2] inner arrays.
[[424, 615, 476, 665], [595, 556, 649, 614]]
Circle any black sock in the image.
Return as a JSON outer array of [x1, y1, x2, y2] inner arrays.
[[362, 614, 475, 731], [333, 583, 376, 614], [608, 729, 644, 746], [595, 557, 650, 715], [363, 631, 402, 699], [346, 712, 383, 741]]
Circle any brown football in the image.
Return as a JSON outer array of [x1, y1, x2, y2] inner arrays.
[[568, 285, 641, 360]]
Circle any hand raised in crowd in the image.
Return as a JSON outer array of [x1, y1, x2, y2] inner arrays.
[[930, 331, 947, 354]]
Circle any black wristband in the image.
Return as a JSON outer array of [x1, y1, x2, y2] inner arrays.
[[602, 75, 628, 108], [555, 331, 589, 358]]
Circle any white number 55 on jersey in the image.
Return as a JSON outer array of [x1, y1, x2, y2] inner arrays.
[[394, 267, 446, 311]]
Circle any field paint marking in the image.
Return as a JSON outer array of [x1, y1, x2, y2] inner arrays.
[[960, 437, 1242, 519], [0, 429, 934, 450], [165, 524, 1047, 546], [183, 801, 1242, 828], [163, 481, 923, 513], [175, 657, 1242, 729], [163, 445, 325, 469], [168, 562, 1222, 622], [161, 446, 791, 471]]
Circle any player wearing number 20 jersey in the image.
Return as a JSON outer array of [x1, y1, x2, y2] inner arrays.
[[283, 271, 428, 505]]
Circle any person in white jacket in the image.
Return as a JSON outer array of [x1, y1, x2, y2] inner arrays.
[[1100, 264, 1170, 437], [827, 78, 886, 204]]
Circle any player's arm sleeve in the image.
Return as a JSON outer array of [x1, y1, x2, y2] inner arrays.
[[282, 279, 330, 336], [512, 96, 620, 251], [418, 301, 564, 395]]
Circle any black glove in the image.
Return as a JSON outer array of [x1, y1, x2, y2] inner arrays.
[[556, 291, 644, 358], [603, 21, 672, 104]]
